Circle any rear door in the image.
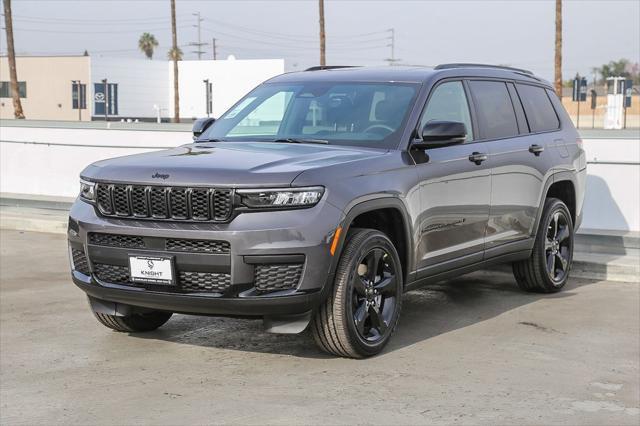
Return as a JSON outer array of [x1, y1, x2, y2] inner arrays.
[[415, 80, 491, 277], [470, 80, 559, 256]]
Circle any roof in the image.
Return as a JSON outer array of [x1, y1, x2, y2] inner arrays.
[[267, 64, 551, 87]]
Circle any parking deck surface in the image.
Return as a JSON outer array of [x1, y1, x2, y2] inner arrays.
[[1, 230, 638, 425]]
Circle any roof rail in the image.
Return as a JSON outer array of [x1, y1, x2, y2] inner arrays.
[[434, 63, 534, 75], [305, 65, 359, 71]]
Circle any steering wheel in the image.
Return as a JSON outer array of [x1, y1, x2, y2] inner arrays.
[[364, 124, 395, 135]]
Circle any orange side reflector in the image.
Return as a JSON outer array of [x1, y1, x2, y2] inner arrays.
[[330, 227, 342, 256]]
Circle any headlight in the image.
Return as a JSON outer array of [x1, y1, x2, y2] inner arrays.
[[79, 179, 95, 201], [237, 187, 324, 209]]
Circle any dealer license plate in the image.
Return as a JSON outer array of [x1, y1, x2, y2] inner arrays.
[[129, 256, 174, 285]]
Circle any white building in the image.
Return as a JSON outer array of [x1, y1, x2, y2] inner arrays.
[[173, 58, 285, 120], [0, 56, 284, 122]]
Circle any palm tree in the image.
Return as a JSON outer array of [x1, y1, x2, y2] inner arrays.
[[138, 32, 159, 60], [167, 46, 183, 61], [170, 0, 180, 123], [2, 0, 25, 118], [554, 0, 562, 97]]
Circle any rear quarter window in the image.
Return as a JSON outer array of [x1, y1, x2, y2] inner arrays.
[[516, 84, 560, 132]]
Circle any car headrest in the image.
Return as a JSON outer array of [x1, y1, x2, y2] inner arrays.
[[375, 100, 396, 122]]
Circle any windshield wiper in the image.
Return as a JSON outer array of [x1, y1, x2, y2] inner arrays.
[[272, 138, 329, 145], [198, 138, 225, 142]]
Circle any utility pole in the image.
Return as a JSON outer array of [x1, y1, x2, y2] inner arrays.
[[212, 38, 217, 60], [554, 0, 562, 97], [170, 0, 180, 123], [319, 0, 326, 66], [385, 28, 400, 65], [190, 12, 206, 60], [2, 0, 25, 118]]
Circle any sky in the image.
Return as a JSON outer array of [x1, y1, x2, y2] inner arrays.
[[1, 0, 639, 82]]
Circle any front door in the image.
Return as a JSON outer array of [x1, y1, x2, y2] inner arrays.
[[414, 80, 491, 277]]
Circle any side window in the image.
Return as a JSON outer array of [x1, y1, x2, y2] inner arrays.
[[468, 80, 519, 140], [420, 81, 474, 141], [507, 83, 529, 134], [0, 81, 26, 98], [516, 84, 560, 132]]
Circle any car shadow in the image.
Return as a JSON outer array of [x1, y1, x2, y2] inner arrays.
[[132, 269, 598, 359]]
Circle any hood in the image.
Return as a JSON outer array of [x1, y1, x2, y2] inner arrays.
[[81, 141, 386, 187]]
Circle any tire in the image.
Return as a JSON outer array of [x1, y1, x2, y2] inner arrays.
[[92, 309, 173, 332], [513, 197, 574, 293], [311, 228, 403, 358]]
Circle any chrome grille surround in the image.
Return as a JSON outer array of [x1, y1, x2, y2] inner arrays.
[[94, 183, 233, 222]]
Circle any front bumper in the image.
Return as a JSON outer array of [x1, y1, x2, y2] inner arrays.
[[68, 198, 342, 317]]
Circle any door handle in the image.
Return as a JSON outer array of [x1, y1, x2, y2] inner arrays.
[[468, 152, 487, 165], [528, 144, 544, 156]]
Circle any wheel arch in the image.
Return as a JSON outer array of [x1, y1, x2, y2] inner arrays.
[[533, 172, 578, 236], [329, 196, 413, 287]]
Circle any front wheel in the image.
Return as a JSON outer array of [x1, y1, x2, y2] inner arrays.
[[513, 198, 574, 293], [311, 228, 403, 358]]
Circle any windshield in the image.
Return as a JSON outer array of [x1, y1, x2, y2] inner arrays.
[[201, 81, 419, 149]]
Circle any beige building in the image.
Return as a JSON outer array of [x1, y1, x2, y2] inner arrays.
[[0, 56, 91, 121], [0, 56, 283, 122]]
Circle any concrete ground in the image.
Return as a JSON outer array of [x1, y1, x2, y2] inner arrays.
[[1, 230, 638, 425]]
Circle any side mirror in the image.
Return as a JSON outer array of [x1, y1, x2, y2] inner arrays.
[[412, 121, 467, 149], [192, 117, 216, 140]]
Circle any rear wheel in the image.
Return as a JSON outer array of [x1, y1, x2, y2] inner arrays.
[[92, 308, 172, 332], [311, 228, 403, 358], [513, 198, 574, 293]]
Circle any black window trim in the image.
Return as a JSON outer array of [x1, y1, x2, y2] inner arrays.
[[506, 82, 530, 134], [402, 75, 565, 152], [407, 77, 481, 150], [464, 77, 563, 144], [513, 81, 563, 135], [466, 78, 521, 143]]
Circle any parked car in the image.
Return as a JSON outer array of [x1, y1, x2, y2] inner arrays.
[[68, 64, 586, 358]]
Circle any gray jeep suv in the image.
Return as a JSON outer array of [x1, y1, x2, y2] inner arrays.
[[68, 64, 586, 358]]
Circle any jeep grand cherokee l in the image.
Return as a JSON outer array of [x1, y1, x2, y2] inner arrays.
[[68, 64, 586, 358]]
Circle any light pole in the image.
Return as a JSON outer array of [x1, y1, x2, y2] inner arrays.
[[203, 79, 212, 117], [101, 78, 108, 122]]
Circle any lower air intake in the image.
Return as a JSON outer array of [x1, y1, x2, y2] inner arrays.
[[254, 264, 303, 293]]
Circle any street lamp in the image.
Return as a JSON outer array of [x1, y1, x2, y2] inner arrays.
[[203, 79, 212, 117], [101, 78, 108, 122]]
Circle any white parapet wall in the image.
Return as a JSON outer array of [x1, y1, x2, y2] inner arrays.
[[1, 124, 638, 232], [579, 138, 640, 232], [0, 125, 184, 198]]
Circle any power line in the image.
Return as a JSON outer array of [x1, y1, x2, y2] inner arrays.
[[11, 25, 191, 34], [384, 28, 400, 65], [189, 12, 206, 60]]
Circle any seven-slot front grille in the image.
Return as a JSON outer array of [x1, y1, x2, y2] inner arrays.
[[95, 183, 233, 222]]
